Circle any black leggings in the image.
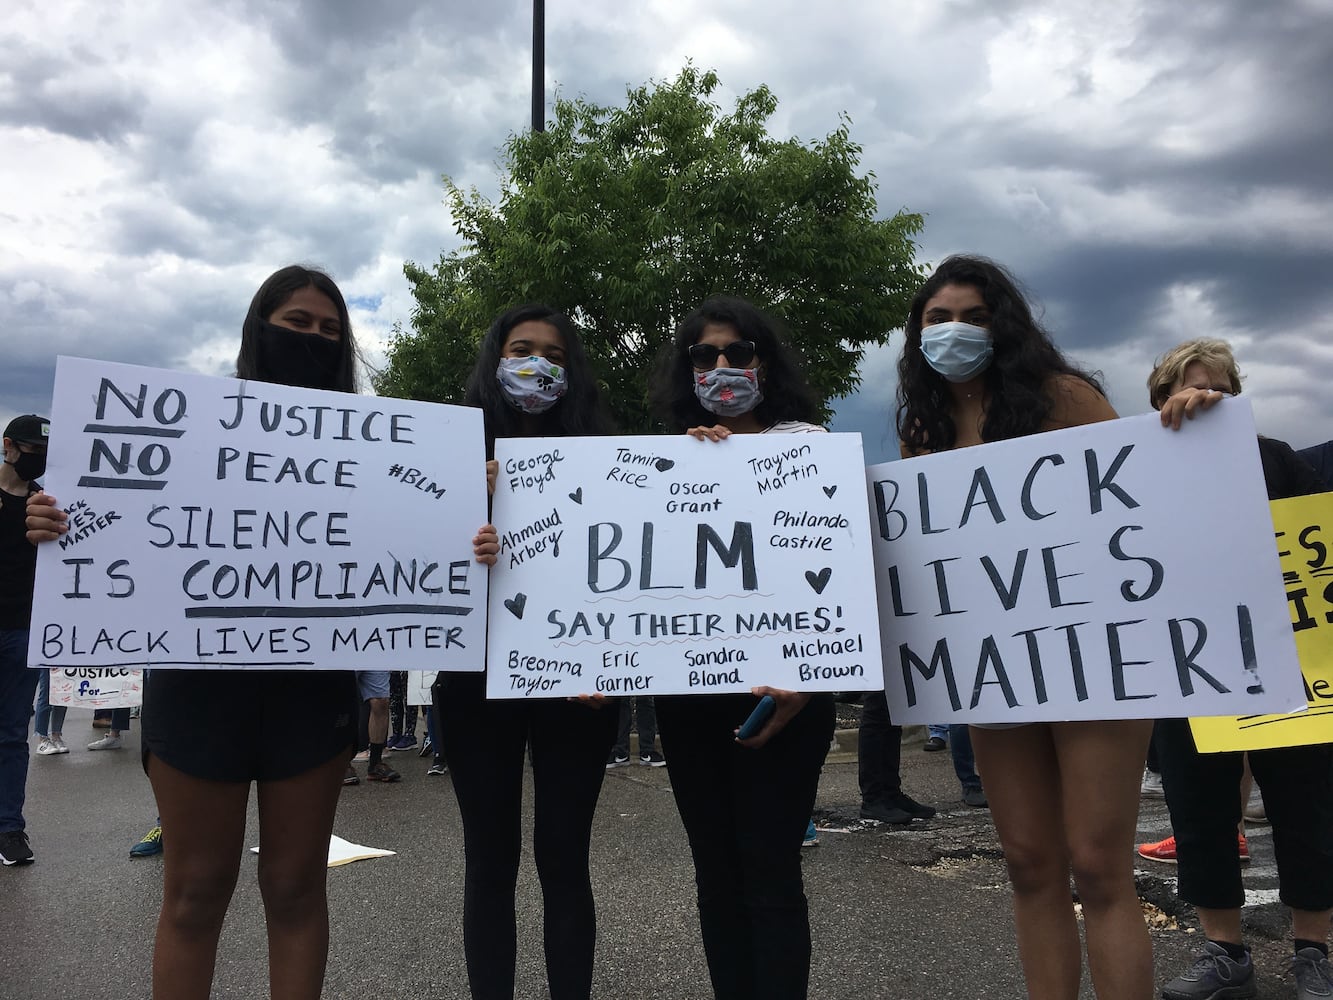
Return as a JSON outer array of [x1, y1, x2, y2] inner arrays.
[[1155, 718, 1333, 910], [657, 693, 834, 1000], [438, 672, 618, 1000], [856, 690, 903, 805], [389, 671, 416, 738]]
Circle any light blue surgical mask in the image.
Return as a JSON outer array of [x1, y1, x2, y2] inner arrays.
[[920, 321, 994, 382]]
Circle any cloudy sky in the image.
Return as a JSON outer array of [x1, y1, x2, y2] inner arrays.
[[4, 0, 1331, 466]]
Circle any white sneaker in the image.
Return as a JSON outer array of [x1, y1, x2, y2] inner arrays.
[[88, 734, 123, 750], [36, 738, 62, 756], [1243, 787, 1267, 824], [53, 736, 69, 753], [1140, 769, 1164, 798]]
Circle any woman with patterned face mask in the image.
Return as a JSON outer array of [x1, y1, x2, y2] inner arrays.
[[897, 255, 1152, 1000], [646, 294, 836, 1000], [447, 303, 619, 1000]]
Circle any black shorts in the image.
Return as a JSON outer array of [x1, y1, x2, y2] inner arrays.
[[142, 669, 357, 783]]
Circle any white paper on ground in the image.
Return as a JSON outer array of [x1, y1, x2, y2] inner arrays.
[[250, 834, 396, 868]]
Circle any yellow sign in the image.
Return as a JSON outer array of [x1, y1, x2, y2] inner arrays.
[[1191, 491, 1333, 751]]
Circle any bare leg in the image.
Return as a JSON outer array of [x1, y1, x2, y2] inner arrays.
[[255, 751, 347, 1000], [147, 754, 251, 1000], [367, 697, 388, 745], [1052, 720, 1154, 999], [1292, 908, 1333, 944], [1195, 906, 1243, 944], [971, 724, 1081, 1000]]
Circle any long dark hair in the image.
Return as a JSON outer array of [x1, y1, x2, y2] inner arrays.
[[236, 265, 358, 393], [649, 295, 820, 432], [896, 255, 1102, 453], [463, 304, 614, 455]]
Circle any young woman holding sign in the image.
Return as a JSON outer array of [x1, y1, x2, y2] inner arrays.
[[451, 303, 620, 1000], [27, 266, 363, 1000], [896, 256, 1153, 1000], [647, 294, 836, 1000]]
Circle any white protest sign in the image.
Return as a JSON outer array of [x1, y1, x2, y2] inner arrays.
[[48, 667, 143, 708], [485, 432, 884, 698], [29, 357, 488, 671], [408, 670, 435, 706], [868, 401, 1307, 723]]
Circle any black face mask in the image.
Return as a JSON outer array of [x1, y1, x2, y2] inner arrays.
[[7, 450, 46, 482], [256, 320, 343, 390]]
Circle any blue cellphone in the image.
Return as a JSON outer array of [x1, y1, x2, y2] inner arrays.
[[736, 695, 776, 740]]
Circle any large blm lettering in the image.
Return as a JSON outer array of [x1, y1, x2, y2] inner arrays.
[[586, 521, 758, 593]]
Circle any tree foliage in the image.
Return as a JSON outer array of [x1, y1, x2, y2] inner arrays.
[[377, 65, 924, 430]]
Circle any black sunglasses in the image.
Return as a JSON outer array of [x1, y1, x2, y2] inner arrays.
[[688, 340, 757, 369]]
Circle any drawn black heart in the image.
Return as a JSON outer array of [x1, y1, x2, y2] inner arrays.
[[504, 593, 527, 619], [655, 458, 675, 472], [568, 488, 583, 504], [822, 485, 837, 498], [805, 568, 832, 594]]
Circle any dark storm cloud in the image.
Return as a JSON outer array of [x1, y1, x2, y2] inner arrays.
[[1030, 244, 1333, 354], [234, 0, 532, 185], [0, 43, 143, 141], [0, 359, 60, 427]]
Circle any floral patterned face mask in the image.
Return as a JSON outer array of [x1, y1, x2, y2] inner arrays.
[[694, 366, 762, 417], [496, 356, 568, 414]]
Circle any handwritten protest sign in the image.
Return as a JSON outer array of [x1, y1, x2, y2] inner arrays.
[[485, 433, 883, 698], [47, 667, 144, 709], [408, 670, 435, 706], [1192, 490, 1333, 751], [868, 401, 1307, 723], [29, 357, 488, 671]]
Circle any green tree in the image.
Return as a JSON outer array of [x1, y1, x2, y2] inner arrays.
[[377, 65, 924, 431]]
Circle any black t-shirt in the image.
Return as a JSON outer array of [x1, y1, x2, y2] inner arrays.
[[0, 485, 38, 629]]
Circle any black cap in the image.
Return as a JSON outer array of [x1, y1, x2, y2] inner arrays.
[[3, 414, 50, 445]]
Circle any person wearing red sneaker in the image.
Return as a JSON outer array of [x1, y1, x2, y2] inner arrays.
[[1137, 832, 1248, 865], [1149, 339, 1333, 1000]]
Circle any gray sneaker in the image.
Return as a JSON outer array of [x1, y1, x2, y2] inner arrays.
[[1161, 941, 1255, 999], [1292, 947, 1333, 999]]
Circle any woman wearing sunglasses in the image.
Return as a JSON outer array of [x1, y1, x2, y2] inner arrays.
[[647, 295, 836, 1000]]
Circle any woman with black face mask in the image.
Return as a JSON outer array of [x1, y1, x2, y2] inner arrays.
[[26, 266, 366, 1000]]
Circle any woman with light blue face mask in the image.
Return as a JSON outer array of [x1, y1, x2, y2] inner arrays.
[[896, 256, 1153, 1000]]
